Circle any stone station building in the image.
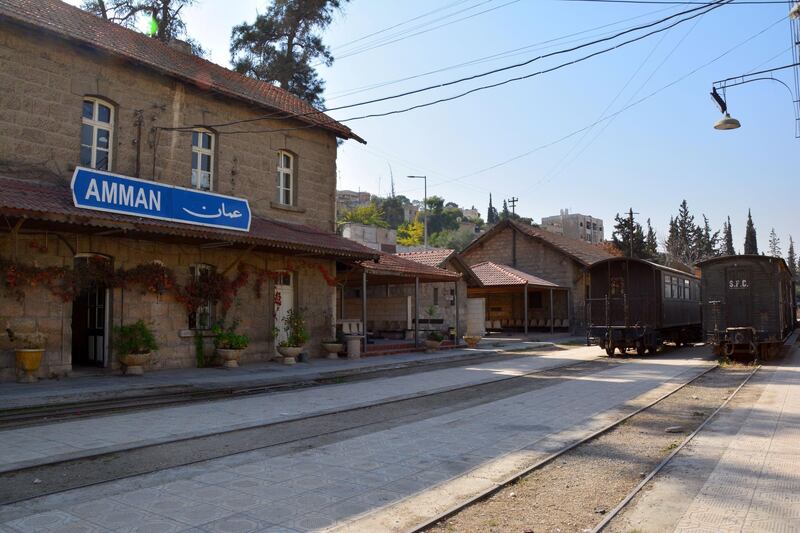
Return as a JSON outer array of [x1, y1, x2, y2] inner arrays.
[[0, 0, 379, 381]]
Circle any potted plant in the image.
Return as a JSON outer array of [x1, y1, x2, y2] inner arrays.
[[113, 320, 157, 376], [213, 319, 249, 368], [463, 334, 482, 348], [277, 308, 309, 365], [321, 330, 345, 360], [6, 327, 47, 383], [425, 331, 445, 351]]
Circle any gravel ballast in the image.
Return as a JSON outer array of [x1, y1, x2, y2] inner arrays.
[[425, 364, 755, 533]]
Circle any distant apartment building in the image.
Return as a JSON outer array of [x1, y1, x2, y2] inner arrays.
[[540, 209, 604, 244], [403, 203, 419, 223], [462, 206, 481, 220], [336, 189, 372, 215], [341, 223, 398, 253]]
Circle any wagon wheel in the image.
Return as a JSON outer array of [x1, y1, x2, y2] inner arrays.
[[616, 345, 627, 355], [605, 344, 616, 357], [636, 340, 646, 356]]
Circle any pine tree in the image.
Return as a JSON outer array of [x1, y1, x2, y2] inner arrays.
[[721, 216, 735, 255], [787, 236, 797, 278], [665, 217, 680, 259], [644, 218, 658, 259], [768, 228, 781, 257], [744, 209, 758, 255], [696, 215, 719, 261], [611, 212, 646, 259], [230, 0, 347, 108], [500, 200, 510, 220], [486, 194, 499, 224]]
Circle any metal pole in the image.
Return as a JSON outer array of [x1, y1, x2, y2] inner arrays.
[[524, 283, 529, 337], [454, 281, 460, 341], [362, 271, 367, 350], [423, 177, 428, 249], [550, 288, 554, 333], [414, 277, 420, 347]]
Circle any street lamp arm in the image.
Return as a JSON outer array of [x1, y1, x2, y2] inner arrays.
[[712, 62, 800, 87]]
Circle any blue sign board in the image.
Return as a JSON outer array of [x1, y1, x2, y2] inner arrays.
[[71, 167, 251, 232]]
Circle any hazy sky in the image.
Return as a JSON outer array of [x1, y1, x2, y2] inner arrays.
[[67, 0, 799, 253]]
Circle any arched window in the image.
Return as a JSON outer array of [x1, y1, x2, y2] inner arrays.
[[277, 150, 294, 206], [81, 97, 114, 170], [188, 263, 216, 330], [191, 129, 214, 191]]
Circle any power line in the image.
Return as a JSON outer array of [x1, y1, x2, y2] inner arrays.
[[556, 0, 787, 4], [206, 0, 730, 135], [163, 0, 729, 134]]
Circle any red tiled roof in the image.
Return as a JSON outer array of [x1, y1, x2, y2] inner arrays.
[[464, 219, 614, 267], [358, 252, 461, 282], [471, 261, 561, 288], [0, 176, 378, 259], [0, 0, 364, 144], [395, 249, 455, 267]]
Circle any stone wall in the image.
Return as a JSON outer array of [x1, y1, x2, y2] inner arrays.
[[0, 21, 339, 232], [0, 232, 336, 382], [462, 226, 588, 332]]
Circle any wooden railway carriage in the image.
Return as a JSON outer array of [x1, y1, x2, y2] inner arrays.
[[698, 255, 796, 359], [586, 257, 701, 355]]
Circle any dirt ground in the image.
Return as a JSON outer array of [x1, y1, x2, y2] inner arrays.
[[425, 363, 754, 533]]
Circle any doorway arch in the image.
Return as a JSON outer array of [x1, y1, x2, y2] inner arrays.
[[71, 253, 113, 368]]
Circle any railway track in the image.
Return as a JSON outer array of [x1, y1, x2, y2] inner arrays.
[[411, 361, 758, 533], [0, 350, 525, 429]]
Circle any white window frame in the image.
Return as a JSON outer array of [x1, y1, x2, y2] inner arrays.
[[191, 129, 214, 191], [81, 97, 114, 170], [189, 263, 215, 330], [277, 151, 294, 206]]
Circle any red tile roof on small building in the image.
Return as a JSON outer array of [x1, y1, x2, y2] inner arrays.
[[355, 252, 461, 283], [395, 249, 455, 268], [0, 0, 364, 144], [470, 261, 562, 288], [464, 219, 615, 267], [0, 176, 378, 259]]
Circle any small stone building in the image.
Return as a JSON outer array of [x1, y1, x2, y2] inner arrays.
[[461, 219, 615, 333], [0, 0, 376, 381]]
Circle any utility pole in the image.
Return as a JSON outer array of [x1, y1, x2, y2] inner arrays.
[[628, 208, 639, 258], [507, 197, 518, 216], [388, 163, 395, 198], [407, 175, 428, 249]]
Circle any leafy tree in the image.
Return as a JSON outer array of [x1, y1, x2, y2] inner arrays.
[[397, 220, 424, 246], [337, 203, 387, 228], [81, 0, 205, 55], [429, 227, 477, 252], [230, 0, 346, 108], [487, 194, 499, 224], [721, 216, 735, 255], [787, 236, 797, 278], [744, 209, 758, 255], [374, 195, 409, 229], [611, 212, 646, 259], [644, 218, 658, 259], [768, 228, 781, 257]]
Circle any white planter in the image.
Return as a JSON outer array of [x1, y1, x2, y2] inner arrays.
[[119, 352, 151, 376], [217, 348, 244, 368], [322, 343, 343, 360], [277, 345, 302, 365], [424, 339, 443, 352]]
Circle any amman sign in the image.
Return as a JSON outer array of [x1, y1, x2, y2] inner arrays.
[[71, 167, 251, 232]]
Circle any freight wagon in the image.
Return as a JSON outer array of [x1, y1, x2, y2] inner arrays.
[[698, 255, 796, 359], [586, 257, 701, 355]]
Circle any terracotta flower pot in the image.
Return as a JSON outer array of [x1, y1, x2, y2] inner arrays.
[[322, 342, 343, 360], [119, 352, 151, 376], [217, 348, 244, 368], [463, 335, 482, 348], [424, 339, 443, 352], [15, 348, 44, 383], [277, 345, 303, 365]]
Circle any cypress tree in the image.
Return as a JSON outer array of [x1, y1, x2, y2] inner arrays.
[[787, 236, 797, 278], [744, 210, 758, 255], [486, 194, 499, 224], [722, 216, 735, 255]]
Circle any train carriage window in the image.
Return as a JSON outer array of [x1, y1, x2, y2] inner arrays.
[[664, 275, 671, 299], [683, 279, 691, 300]]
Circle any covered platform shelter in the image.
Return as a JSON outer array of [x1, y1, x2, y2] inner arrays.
[[467, 261, 570, 335], [336, 252, 462, 350]]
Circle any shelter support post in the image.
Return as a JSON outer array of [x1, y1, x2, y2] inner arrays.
[[523, 283, 529, 336], [550, 288, 554, 334], [414, 277, 420, 347], [454, 280, 460, 341], [362, 271, 367, 350]]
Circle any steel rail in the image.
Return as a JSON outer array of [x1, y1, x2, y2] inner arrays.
[[591, 363, 761, 532], [406, 360, 721, 533]]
